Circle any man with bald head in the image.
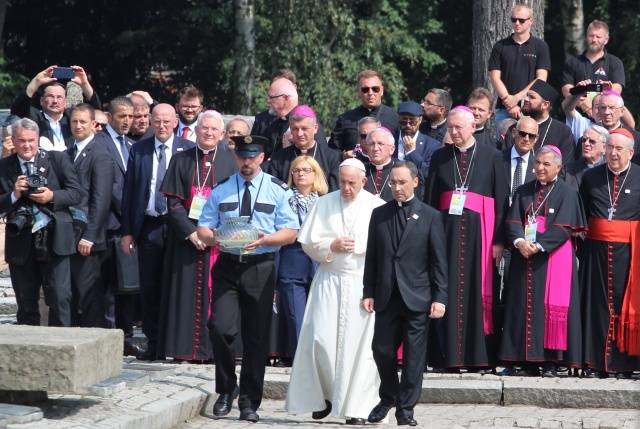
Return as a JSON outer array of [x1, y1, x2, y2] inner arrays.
[[580, 128, 640, 379], [503, 116, 539, 206], [426, 106, 509, 372], [254, 78, 327, 159], [286, 159, 384, 425], [121, 103, 195, 360]]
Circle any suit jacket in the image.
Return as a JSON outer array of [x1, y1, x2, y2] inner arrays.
[[329, 104, 399, 152], [502, 149, 536, 197], [94, 130, 134, 232], [394, 131, 441, 175], [265, 143, 342, 192], [68, 138, 115, 250], [560, 157, 604, 192], [10, 90, 102, 149], [363, 198, 448, 313], [258, 114, 328, 160], [0, 150, 83, 264], [121, 136, 195, 240]]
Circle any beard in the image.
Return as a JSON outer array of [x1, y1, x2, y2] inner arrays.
[[521, 104, 543, 121], [241, 166, 255, 177], [587, 42, 604, 53]]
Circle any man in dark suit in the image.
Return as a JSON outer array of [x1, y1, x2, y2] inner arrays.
[[0, 118, 83, 326], [266, 105, 341, 192], [95, 96, 138, 355], [363, 161, 448, 427], [560, 125, 608, 191], [329, 70, 399, 159], [503, 117, 539, 207], [394, 101, 440, 176], [10, 66, 101, 150], [68, 104, 114, 328], [121, 103, 195, 360]]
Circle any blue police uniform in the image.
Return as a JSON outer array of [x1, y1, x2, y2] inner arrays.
[[197, 168, 298, 415]]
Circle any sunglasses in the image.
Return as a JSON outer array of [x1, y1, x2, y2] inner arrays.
[[360, 86, 381, 94], [581, 136, 599, 145], [95, 123, 107, 128], [358, 133, 368, 140], [510, 17, 530, 24], [399, 118, 419, 125], [517, 130, 537, 139]]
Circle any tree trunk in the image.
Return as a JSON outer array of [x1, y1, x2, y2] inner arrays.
[[233, 0, 255, 115], [0, 0, 8, 57], [561, 0, 585, 59]]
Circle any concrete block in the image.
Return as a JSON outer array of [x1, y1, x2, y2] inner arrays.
[[418, 379, 503, 405], [622, 420, 640, 429], [582, 418, 600, 429], [0, 298, 17, 315], [0, 404, 42, 424], [495, 417, 516, 426], [263, 373, 290, 400], [122, 363, 174, 380], [515, 417, 540, 427], [539, 420, 561, 428], [600, 420, 624, 429], [0, 325, 122, 393], [503, 378, 640, 409]]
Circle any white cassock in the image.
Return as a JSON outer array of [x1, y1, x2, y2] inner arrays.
[[285, 189, 385, 420]]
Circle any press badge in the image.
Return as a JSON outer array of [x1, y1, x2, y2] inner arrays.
[[448, 193, 466, 215], [31, 212, 45, 233], [524, 221, 537, 242], [188, 194, 207, 220]]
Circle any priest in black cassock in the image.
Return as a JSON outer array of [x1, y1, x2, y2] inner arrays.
[[157, 110, 238, 362], [500, 146, 586, 377], [363, 127, 425, 202], [502, 80, 575, 164], [265, 105, 341, 192], [425, 106, 509, 371], [579, 128, 640, 379]]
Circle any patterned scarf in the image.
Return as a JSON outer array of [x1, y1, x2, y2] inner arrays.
[[289, 189, 318, 221]]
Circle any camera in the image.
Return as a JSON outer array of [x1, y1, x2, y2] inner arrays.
[[569, 83, 603, 95], [24, 162, 47, 195], [6, 205, 34, 236]]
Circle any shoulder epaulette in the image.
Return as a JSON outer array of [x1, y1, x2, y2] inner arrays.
[[271, 176, 290, 190]]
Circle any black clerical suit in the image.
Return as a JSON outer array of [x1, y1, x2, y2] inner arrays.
[[364, 159, 425, 202], [363, 197, 448, 418], [330, 104, 399, 153], [68, 138, 114, 328], [0, 150, 83, 326]]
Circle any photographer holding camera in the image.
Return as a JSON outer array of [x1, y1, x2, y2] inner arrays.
[[0, 118, 83, 326]]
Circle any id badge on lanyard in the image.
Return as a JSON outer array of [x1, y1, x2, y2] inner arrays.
[[524, 216, 537, 242], [188, 193, 207, 220], [448, 187, 467, 216]]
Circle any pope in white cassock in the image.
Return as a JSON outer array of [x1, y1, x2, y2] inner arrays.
[[285, 158, 385, 425]]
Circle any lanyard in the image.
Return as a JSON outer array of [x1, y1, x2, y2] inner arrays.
[[195, 147, 216, 194]]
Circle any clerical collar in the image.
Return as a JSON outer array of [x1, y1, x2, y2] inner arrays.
[[296, 142, 316, 156], [373, 159, 392, 170], [474, 126, 484, 132], [397, 195, 415, 207], [456, 140, 476, 153], [608, 162, 630, 176], [431, 118, 446, 129], [197, 144, 215, 154], [538, 179, 556, 186], [537, 115, 551, 126]]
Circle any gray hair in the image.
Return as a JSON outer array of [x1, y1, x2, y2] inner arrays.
[[587, 124, 609, 144], [428, 88, 453, 115], [197, 110, 223, 127], [601, 93, 624, 108], [11, 118, 39, 138], [499, 118, 517, 137], [357, 116, 381, 129], [290, 114, 316, 125], [536, 147, 562, 166], [608, 132, 634, 151], [447, 108, 474, 124], [366, 127, 396, 147]]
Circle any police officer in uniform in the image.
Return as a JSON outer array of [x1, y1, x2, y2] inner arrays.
[[196, 135, 299, 423]]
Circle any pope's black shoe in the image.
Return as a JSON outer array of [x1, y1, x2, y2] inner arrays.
[[311, 400, 332, 420], [368, 402, 394, 423], [345, 417, 366, 425], [239, 407, 259, 422], [213, 386, 239, 416]]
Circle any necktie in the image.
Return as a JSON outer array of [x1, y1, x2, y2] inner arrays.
[[69, 144, 78, 161], [117, 135, 129, 165], [23, 161, 34, 175], [155, 144, 167, 214], [511, 157, 523, 198], [240, 180, 252, 217], [181, 127, 190, 139]]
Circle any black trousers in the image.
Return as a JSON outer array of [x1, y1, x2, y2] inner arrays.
[[137, 218, 169, 347], [101, 232, 135, 337], [71, 250, 106, 328], [208, 253, 276, 411], [10, 234, 71, 327], [372, 287, 429, 417]]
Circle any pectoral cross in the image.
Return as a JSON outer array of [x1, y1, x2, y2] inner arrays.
[[455, 186, 468, 194], [607, 207, 616, 221]]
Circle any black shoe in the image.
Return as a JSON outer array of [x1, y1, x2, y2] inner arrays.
[[312, 400, 332, 420], [345, 417, 366, 425], [239, 407, 259, 422], [615, 371, 633, 380], [123, 338, 143, 357], [136, 345, 158, 361], [213, 386, 239, 416], [368, 402, 394, 423], [582, 368, 608, 379], [396, 413, 417, 426], [541, 363, 558, 378]]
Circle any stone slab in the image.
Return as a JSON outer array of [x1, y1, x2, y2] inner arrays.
[[0, 403, 43, 424], [121, 364, 174, 380], [419, 379, 503, 404], [0, 298, 17, 315], [0, 325, 122, 393], [503, 378, 640, 409]]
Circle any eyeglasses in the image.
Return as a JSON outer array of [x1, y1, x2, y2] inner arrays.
[[606, 145, 630, 154], [292, 167, 314, 175], [95, 123, 107, 129], [600, 105, 621, 113], [517, 130, 538, 140], [43, 94, 65, 101], [358, 133, 368, 140], [360, 86, 381, 94], [179, 104, 201, 111], [267, 94, 286, 100], [421, 99, 441, 108], [510, 17, 531, 24], [580, 136, 600, 145], [399, 118, 419, 125], [198, 127, 220, 134], [447, 123, 472, 133], [388, 180, 410, 187]]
